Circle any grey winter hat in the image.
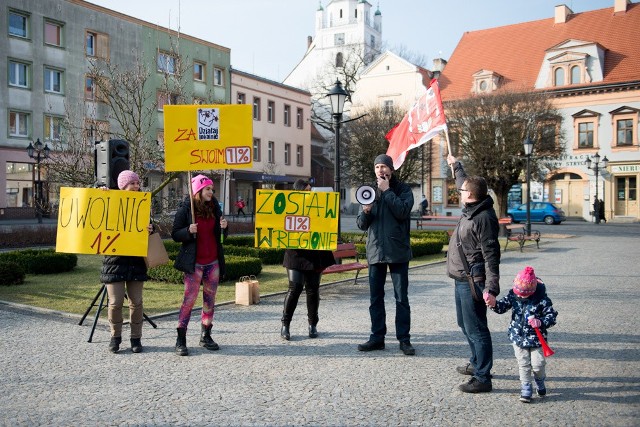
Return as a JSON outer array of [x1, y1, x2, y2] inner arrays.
[[374, 154, 394, 170]]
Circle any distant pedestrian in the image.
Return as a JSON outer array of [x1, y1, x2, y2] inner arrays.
[[172, 174, 228, 356], [599, 199, 606, 223], [420, 195, 429, 215], [235, 197, 246, 215], [593, 197, 600, 224], [487, 266, 558, 403]]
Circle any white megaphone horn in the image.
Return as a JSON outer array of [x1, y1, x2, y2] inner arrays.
[[355, 185, 377, 205]]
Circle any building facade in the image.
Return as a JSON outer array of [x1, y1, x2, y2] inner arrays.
[[1, 0, 232, 218], [438, 0, 640, 221]]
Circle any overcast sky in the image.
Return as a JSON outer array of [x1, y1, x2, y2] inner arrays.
[[87, 0, 617, 82]]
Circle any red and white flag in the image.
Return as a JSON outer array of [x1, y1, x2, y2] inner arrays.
[[386, 79, 447, 170]]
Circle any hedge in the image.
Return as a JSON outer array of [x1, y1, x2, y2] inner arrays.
[[0, 249, 77, 274], [147, 255, 262, 283], [0, 260, 26, 286]]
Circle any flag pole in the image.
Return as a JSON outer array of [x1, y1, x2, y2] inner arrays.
[[443, 130, 455, 175], [187, 171, 195, 224]]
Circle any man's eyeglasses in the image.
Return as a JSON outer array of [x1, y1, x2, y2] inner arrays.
[[457, 188, 469, 194]]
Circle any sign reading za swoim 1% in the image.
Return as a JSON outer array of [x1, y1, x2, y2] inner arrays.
[[163, 104, 253, 172], [55, 187, 151, 257]]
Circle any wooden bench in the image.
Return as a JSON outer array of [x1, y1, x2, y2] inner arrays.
[[416, 215, 460, 230], [499, 217, 513, 226], [504, 224, 541, 252], [322, 243, 368, 284]]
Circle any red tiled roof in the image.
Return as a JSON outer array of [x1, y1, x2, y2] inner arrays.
[[440, 3, 640, 100]]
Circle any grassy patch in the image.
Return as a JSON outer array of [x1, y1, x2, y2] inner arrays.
[[0, 252, 446, 316]]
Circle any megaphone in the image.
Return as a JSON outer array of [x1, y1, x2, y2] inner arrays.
[[355, 185, 377, 205]]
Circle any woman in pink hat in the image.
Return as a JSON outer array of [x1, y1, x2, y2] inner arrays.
[[171, 174, 228, 356], [100, 170, 153, 354]]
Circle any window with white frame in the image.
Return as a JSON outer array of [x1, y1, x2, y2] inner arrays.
[[213, 68, 223, 86], [335, 33, 345, 46], [383, 100, 393, 115], [609, 107, 638, 148], [284, 143, 291, 165], [44, 115, 62, 141], [554, 67, 565, 86], [268, 141, 274, 163], [578, 122, 594, 148], [44, 20, 63, 47], [9, 111, 30, 137], [267, 101, 275, 123], [86, 32, 95, 56], [44, 67, 63, 94], [9, 60, 29, 88], [253, 97, 261, 120], [9, 10, 29, 38], [157, 52, 176, 74], [284, 105, 291, 127], [194, 62, 205, 81], [253, 138, 261, 162], [157, 91, 179, 111], [296, 145, 303, 166], [237, 92, 246, 104], [296, 108, 303, 129], [616, 118, 634, 146], [572, 110, 599, 150], [85, 119, 109, 142]]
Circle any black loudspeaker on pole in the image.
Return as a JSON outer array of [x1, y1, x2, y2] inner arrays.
[[94, 140, 130, 189]]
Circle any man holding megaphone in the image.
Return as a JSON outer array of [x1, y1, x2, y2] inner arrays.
[[356, 154, 415, 356]]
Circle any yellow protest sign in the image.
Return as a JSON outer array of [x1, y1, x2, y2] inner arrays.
[[55, 187, 151, 256], [255, 189, 340, 250], [163, 104, 253, 172]]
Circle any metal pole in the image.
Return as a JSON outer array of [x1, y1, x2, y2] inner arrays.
[[595, 165, 600, 224], [525, 153, 531, 236], [36, 152, 42, 224], [334, 113, 341, 243]]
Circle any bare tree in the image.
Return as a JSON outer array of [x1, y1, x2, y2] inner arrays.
[[445, 89, 566, 217], [341, 105, 422, 186]]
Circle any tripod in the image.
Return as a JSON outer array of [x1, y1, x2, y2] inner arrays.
[[79, 284, 157, 343]]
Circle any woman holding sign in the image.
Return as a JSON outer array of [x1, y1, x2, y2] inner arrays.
[[172, 174, 228, 356], [100, 170, 153, 354], [280, 179, 336, 341]]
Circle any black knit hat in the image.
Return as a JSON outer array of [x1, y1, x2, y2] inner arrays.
[[374, 154, 394, 171]]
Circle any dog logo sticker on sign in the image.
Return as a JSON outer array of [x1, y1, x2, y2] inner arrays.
[[198, 108, 219, 140]]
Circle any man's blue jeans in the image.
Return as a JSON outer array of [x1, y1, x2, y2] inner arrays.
[[368, 262, 411, 343], [455, 279, 493, 383]]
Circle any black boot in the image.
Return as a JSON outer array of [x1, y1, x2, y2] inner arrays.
[[308, 324, 318, 339], [130, 338, 143, 353], [199, 324, 220, 351], [175, 327, 188, 356], [281, 323, 291, 341], [109, 336, 121, 353]]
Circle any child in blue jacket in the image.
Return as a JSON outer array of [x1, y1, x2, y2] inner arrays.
[[488, 266, 558, 403]]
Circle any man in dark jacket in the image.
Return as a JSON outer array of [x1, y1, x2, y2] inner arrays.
[[446, 154, 501, 393], [356, 154, 415, 356]]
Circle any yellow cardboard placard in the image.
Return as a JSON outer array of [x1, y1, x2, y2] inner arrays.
[[254, 189, 339, 250], [163, 104, 253, 172], [55, 187, 151, 256]]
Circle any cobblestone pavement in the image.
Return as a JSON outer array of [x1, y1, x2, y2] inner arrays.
[[1, 224, 639, 426]]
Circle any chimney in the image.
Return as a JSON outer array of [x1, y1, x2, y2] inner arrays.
[[432, 58, 447, 73], [307, 36, 313, 48], [554, 4, 573, 24], [614, 0, 630, 13]]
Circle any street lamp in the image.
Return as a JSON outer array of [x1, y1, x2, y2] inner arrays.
[[523, 137, 534, 236], [26, 138, 50, 224], [327, 79, 348, 242], [585, 152, 608, 224]]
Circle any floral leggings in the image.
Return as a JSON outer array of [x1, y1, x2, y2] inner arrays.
[[177, 261, 219, 329]]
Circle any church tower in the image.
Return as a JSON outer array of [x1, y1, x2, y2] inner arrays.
[[283, 0, 382, 89]]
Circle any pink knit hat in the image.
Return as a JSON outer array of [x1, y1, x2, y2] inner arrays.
[[117, 170, 140, 190], [513, 266, 537, 297], [191, 174, 213, 195]]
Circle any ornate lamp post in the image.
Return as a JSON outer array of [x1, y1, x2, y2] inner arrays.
[[523, 137, 534, 236], [585, 152, 608, 224], [26, 138, 51, 223], [327, 79, 348, 242]]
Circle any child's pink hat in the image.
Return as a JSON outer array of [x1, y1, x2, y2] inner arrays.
[[513, 266, 537, 297]]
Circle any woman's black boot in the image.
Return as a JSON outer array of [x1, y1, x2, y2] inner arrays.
[[175, 327, 188, 356], [280, 323, 291, 341], [199, 324, 220, 351]]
